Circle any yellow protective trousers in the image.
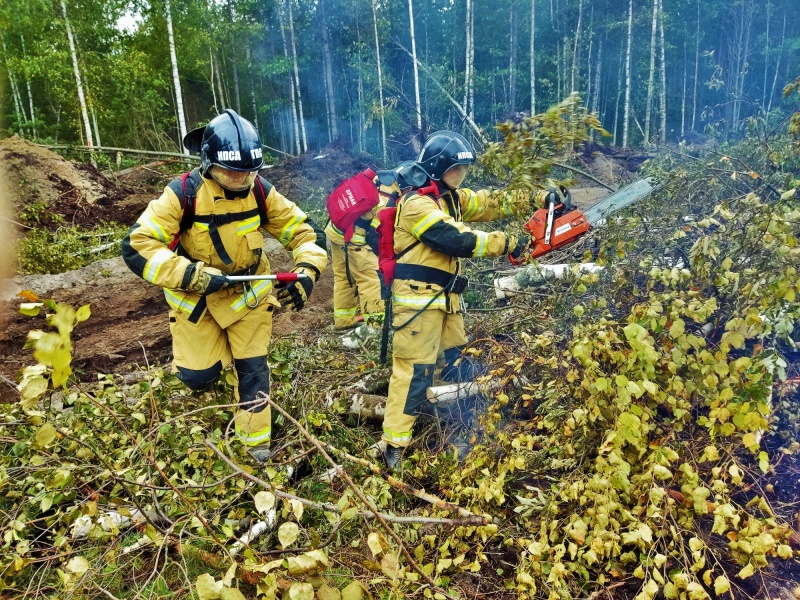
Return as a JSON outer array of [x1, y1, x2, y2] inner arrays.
[[330, 241, 384, 329], [382, 308, 468, 448], [170, 297, 274, 447]]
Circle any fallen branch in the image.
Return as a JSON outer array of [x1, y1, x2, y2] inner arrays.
[[552, 161, 616, 191], [494, 263, 604, 299], [204, 440, 475, 526], [265, 396, 461, 600], [323, 443, 487, 523]]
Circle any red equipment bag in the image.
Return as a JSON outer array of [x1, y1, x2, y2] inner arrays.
[[326, 168, 379, 242]]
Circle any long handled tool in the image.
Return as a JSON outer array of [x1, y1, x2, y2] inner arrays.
[[225, 272, 311, 307]]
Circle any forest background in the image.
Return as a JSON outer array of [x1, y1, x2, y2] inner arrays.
[[1, 0, 799, 158]]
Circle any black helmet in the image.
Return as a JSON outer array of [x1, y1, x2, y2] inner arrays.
[[415, 131, 476, 181], [183, 109, 264, 174]]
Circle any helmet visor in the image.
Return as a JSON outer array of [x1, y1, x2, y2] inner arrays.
[[211, 166, 257, 192], [442, 164, 469, 189]]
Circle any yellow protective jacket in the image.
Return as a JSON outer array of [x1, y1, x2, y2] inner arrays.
[[392, 182, 529, 313], [122, 171, 327, 328], [325, 175, 403, 250]]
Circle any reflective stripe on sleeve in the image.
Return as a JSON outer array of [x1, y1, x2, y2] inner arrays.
[[412, 213, 443, 237], [280, 213, 305, 245], [334, 307, 358, 318], [501, 192, 515, 217], [462, 189, 479, 220], [164, 289, 197, 314], [292, 241, 327, 260], [472, 230, 489, 258], [144, 248, 176, 283], [141, 215, 169, 242]]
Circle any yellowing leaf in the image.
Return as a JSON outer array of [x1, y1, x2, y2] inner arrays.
[[714, 575, 730, 595], [290, 499, 304, 521], [286, 550, 328, 575], [381, 552, 400, 579], [367, 531, 388, 557], [737, 563, 755, 579], [196, 574, 223, 600], [220, 589, 247, 600], [75, 304, 91, 323], [669, 319, 685, 338], [341, 507, 358, 521], [19, 302, 42, 316], [65, 556, 90, 575], [776, 545, 793, 559], [18, 290, 40, 302], [282, 582, 314, 600], [317, 584, 342, 600], [653, 465, 672, 481], [340, 581, 366, 600], [254, 491, 275, 515], [278, 522, 299, 548], [35, 422, 57, 448]]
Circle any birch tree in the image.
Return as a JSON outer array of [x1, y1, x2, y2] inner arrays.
[[691, 0, 700, 132], [287, 0, 308, 152], [658, 0, 667, 143], [622, 0, 633, 148], [408, 0, 422, 130], [59, 0, 93, 150], [530, 0, 536, 115], [570, 0, 583, 92], [20, 33, 36, 138], [165, 0, 187, 154], [372, 0, 387, 162], [277, 2, 300, 154], [320, 0, 338, 141], [509, 1, 519, 113], [463, 0, 474, 120], [644, 0, 657, 145]]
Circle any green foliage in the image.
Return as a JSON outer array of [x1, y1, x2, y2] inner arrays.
[[784, 76, 800, 145], [481, 94, 609, 193], [16, 222, 128, 274]]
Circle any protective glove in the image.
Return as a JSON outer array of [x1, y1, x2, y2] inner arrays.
[[187, 262, 230, 295], [509, 235, 532, 262], [275, 267, 316, 311]]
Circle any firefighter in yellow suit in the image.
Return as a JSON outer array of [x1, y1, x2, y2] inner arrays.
[[382, 131, 532, 468], [122, 110, 327, 463], [325, 164, 413, 331]]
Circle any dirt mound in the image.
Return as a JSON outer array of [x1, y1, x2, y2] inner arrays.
[[0, 136, 136, 228], [262, 145, 375, 211]]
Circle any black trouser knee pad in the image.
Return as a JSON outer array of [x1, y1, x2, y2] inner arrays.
[[176, 361, 223, 392], [404, 363, 435, 416], [235, 356, 270, 413]]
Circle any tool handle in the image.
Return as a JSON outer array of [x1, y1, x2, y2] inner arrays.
[[224, 272, 310, 283]]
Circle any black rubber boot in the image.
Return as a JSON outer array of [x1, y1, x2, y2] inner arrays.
[[382, 445, 404, 470]]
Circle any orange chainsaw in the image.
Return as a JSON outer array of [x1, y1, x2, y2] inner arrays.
[[509, 180, 653, 265]]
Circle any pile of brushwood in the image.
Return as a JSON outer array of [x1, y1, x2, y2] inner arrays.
[[2, 101, 800, 600]]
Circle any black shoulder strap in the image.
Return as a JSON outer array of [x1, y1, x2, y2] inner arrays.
[[168, 168, 203, 233], [253, 175, 273, 226]]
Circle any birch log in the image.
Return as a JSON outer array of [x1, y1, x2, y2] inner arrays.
[[494, 263, 604, 299]]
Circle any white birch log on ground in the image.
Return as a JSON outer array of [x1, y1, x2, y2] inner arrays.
[[494, 263, 605, 299]]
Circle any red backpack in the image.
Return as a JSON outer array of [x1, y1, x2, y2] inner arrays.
[[326, 168, 379, 242]]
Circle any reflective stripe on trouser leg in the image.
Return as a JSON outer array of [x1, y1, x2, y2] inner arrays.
[[383, 309, 448, 448], [226, 302, 274, 446], [346, 245, 384, 323], [170, 308, 232, 389], [331, 242, 359, 329]]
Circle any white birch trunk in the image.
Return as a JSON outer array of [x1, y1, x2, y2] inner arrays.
[[287, 0, 307, 152], [91, 104, 101, 148], [210, 47, 218, 112], [592, 35, 603, 115], [408, 0, 423, 130], [278, 4, 300, 155], [570, 0, 583, 93], [165, 0, 188, 154], [1, 35, 26, 135], [468, 0, 474, 119], [658, 0, 666, 143], [372, 1, 387, 162], [509, 2, 518, 113], [20, 34, 37, 138], [60, 0, 93, 150], [622, 0, 633, 148], [761, 1, 770, 111], [245, 47, 260, 133], [613, 51, 623, 146], [556, 37, 561, 101], [691, 0, 700, 132], [530, 0, 536, 114], [681, 42, 687, 137], [320, 0, 338, 141], [228, 2, 241, 114], [644, 0, 657, 146], [767, 13, 785, 115], [463, 0, 472, 114]]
